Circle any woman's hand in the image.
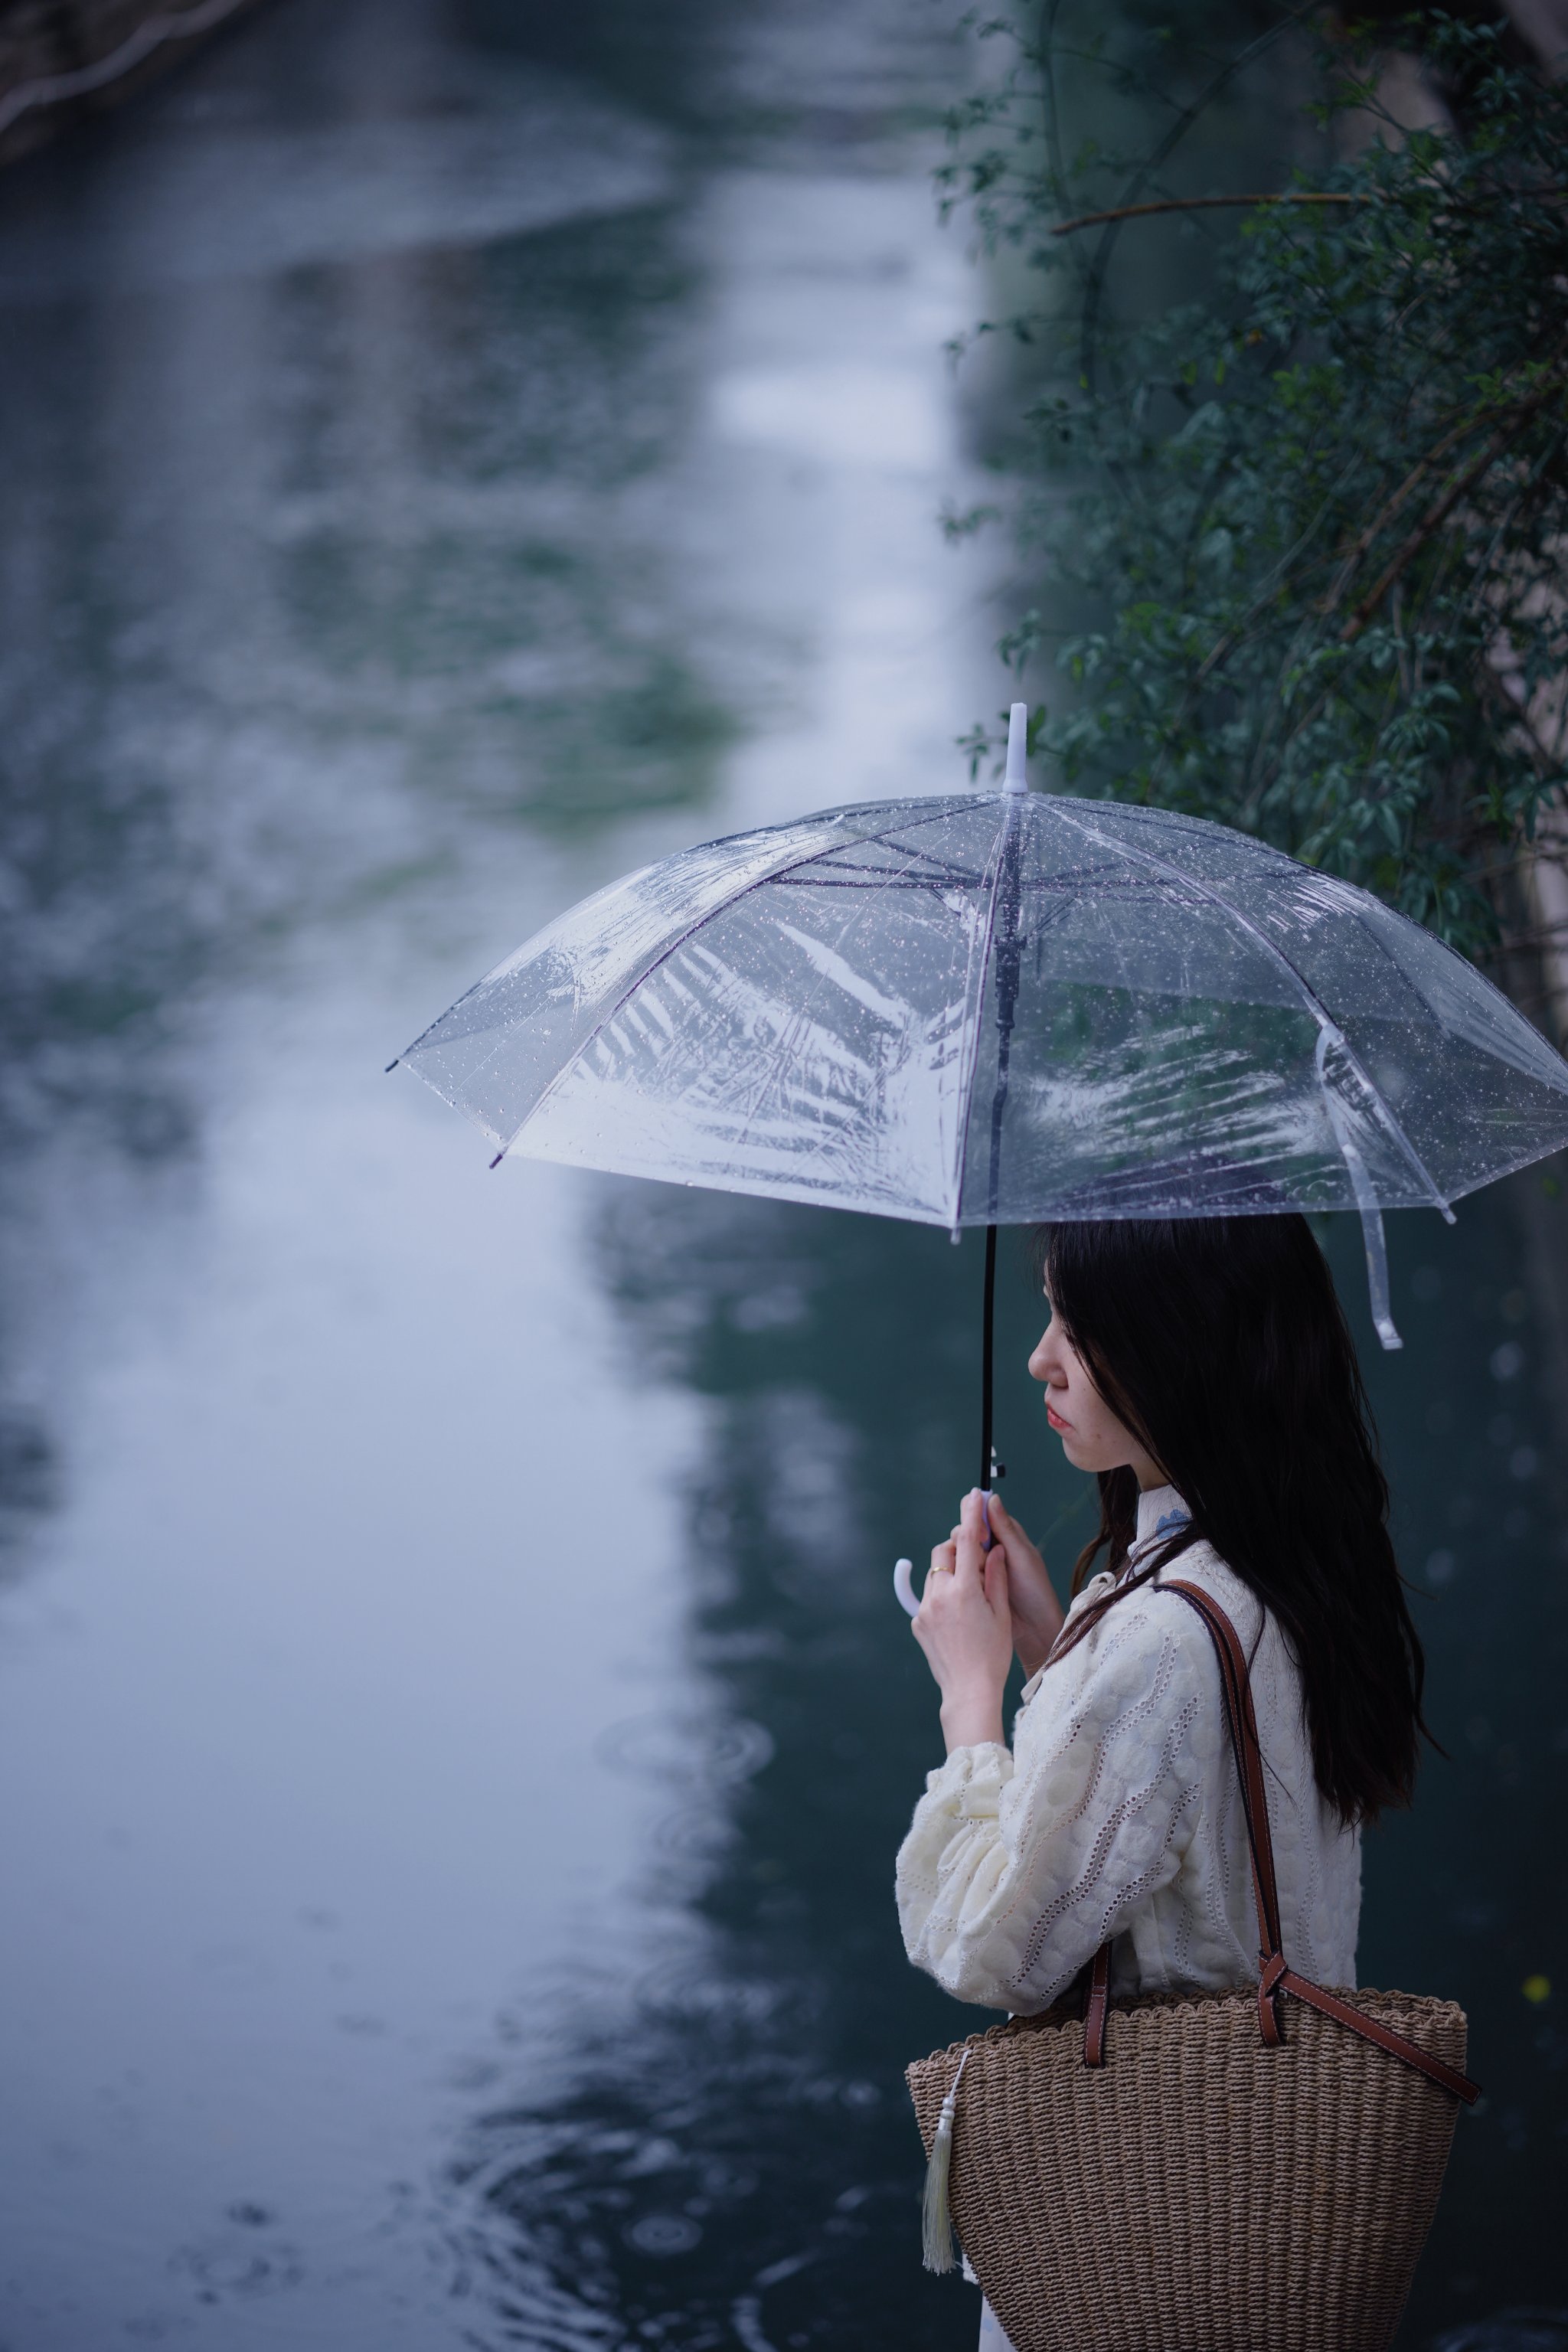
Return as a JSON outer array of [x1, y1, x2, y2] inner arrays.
[[912, 1489, 1013, 1754], [984, 1492, 1064, 1677]]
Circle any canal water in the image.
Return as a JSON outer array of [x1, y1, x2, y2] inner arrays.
[[0, 2, 1562, 2347]]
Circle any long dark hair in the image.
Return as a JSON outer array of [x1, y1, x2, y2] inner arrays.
[[1036, 1215, 1427, 1826]]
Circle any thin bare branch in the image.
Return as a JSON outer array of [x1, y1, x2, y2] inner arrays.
[[1054, 191, 1361, 237], [1319, 394, 1550, 622], [1340, 381, 1563, 643]]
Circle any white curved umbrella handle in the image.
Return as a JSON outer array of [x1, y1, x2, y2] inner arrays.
[[894, 1491, 996, 1615]]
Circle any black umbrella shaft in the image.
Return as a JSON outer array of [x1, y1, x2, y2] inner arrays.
[[980, 799, 1024, 1492], [981, 1223, 997, 1492], [985, 805, 1024, 1222]]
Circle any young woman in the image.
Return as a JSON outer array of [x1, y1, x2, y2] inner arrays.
[[895, 1214, 1427, 2352]]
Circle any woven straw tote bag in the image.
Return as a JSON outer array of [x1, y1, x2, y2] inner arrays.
[[906, 1579, 1478, 2352]]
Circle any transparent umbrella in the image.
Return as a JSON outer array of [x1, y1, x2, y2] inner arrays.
[[395, 704, 1568, 1493]]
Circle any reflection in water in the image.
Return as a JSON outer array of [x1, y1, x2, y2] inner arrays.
[[0, 0, 726, 1563], [449, 1186, 1045, 2350], [1432, 2323, 1568, 2352]]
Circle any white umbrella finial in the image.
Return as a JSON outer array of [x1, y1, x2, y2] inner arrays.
[[1004, 702, 1028, 794]]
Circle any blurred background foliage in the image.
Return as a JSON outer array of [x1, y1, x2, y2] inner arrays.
[[942, 6, 1568, 960]]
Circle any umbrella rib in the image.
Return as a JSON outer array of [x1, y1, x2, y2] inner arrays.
[[498, 809, 926, 1161], [1048, 805, 1454, 1220], [773, 858, 988, 888], [718, 869, 910, 1163], [639, 807, 998, 1174], [1303, 881, 1568, 1090], [781, 812, 997, 893], [947, 802, 1017, 1229]]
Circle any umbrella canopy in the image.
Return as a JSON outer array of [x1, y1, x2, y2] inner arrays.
[[397, 710, 1568, 1358]]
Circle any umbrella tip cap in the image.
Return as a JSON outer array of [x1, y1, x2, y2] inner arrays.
[[1004, 702, 1028, 793]]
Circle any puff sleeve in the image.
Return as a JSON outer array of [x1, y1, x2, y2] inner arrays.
[[895, 1601, 1218, 2013]]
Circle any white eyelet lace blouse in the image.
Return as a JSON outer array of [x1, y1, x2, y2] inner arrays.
[[895, 1484, 1361, 2017]]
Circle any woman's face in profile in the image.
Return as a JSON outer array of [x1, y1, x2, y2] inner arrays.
[[1029, 1295, 1162, 1486]]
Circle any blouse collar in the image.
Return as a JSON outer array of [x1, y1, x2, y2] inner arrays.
[[1021, 1484, 1192, 1702], [1131, 1482, 1191, 1558]]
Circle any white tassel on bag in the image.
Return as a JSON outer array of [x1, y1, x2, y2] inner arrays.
[[921, 2049, 970, 2273]]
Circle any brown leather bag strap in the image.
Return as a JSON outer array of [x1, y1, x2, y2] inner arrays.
[[1083, 1939, 1112, 2067], [1161, 1576, 1480, 2105], [1164, 1578, 1286, 2044], [1165, 1579, 1283, 1944], [1267, 1962, 1481, 2102], [1082, 1574, 1280, 2066]]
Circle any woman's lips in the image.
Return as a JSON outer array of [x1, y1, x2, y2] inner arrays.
[[1046, 1403, 1070, 1432]]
